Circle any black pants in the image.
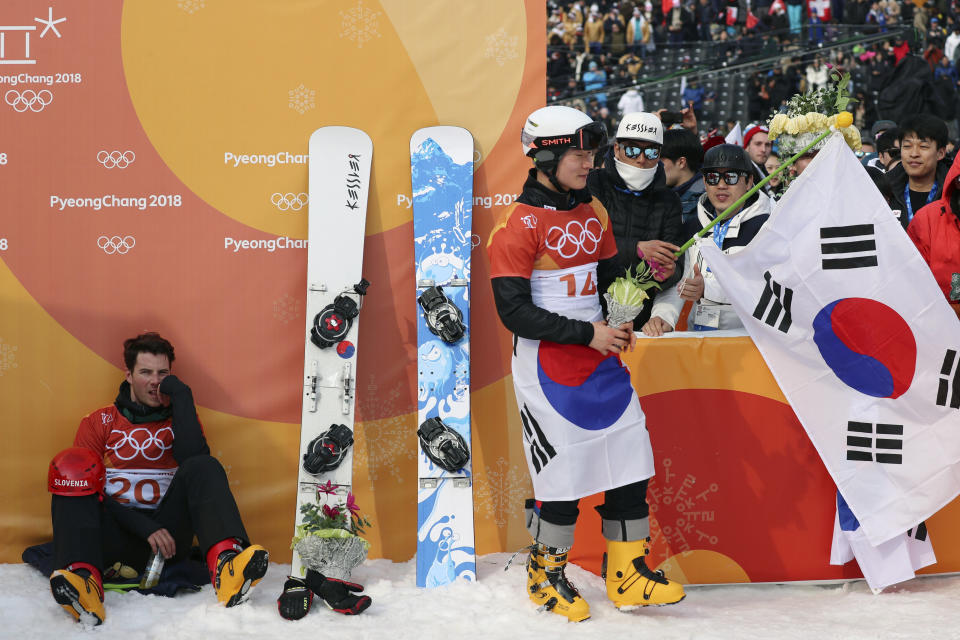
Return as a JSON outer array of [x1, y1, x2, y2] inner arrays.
[[537, 479, 649, 526], [52, 455, 248, 572]]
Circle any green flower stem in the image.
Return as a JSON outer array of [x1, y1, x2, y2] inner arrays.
[[674, 127, 833, 256]]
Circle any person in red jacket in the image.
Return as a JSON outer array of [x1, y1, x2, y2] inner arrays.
[[908, 152, 960, 319], [47, 332, 268, 625]]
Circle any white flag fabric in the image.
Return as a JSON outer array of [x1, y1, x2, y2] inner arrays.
[[725, 122, 743, 146], [830, 493, 935, 591], [698, 134, 960, 546]]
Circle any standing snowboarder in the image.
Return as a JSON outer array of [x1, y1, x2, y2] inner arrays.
[[487, 105, 685, 622]]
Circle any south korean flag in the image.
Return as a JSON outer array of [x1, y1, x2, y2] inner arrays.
[[698, 135, 960, 576]]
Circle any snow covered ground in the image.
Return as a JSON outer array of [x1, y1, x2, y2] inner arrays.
[[4, 554, 960, 640]]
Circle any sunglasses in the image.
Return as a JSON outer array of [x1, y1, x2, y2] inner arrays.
[[886, 147, 901, 159], [704, 170, 747, 186], [621, 144, 661, 160]]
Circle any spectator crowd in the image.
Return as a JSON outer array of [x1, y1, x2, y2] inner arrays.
[[547, 0, 960, 142]]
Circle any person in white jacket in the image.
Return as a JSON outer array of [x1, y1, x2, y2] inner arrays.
[[642, 144, 773, 335]]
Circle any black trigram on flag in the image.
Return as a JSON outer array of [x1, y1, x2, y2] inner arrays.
[[521, 404, 556, 474], [846, 421, 903, 464], [752, 271, 793, 332], [820, 224, 878, 270], [907, 522, 928, 542], [937, 349, 960, 409]]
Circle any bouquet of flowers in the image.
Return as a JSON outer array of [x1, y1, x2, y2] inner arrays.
[[604, 262, 661, 327], [767, 67, 861, 157], [291, 480, 372, 579]]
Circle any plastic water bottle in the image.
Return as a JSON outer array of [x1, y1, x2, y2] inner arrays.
[[139, 551, 164, 589]]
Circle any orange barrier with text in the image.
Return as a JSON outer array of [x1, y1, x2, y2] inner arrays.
[[570, 334, 960, 583]]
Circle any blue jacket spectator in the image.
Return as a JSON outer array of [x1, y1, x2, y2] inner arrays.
[[582, 60, 608, 107]]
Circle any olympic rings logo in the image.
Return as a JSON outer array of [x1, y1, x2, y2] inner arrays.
[[106, 427, 174, 461], [97, 150, 136, 169], [272, 192, 308, 211], [544, 219, 603, 259], [97, 235, 136, 255], [4, 89, 53, 113]]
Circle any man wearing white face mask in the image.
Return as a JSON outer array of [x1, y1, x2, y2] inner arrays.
[[586, 111, 684, 326]]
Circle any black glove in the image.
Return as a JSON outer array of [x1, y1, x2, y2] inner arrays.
[[304, 569, 371, 615], [277, 576, 312, 621], [158, 374, 190, 396]]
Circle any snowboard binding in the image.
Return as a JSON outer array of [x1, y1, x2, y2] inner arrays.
[[417, 286, 465, 344], [303, 423, 354, 475], [417, 417, 470, 472], [310, 279, 370, 349]]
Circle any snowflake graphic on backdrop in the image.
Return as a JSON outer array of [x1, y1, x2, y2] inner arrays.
[[288, 84, 316, 115], [339, 0, 381, 48], [647, 457, 720, 571], [352, 376, 414, 482], [177, 0, 205, 15], [0, 338, 18, 376], [273, 293, 303, 325], [474, 456, 529, 528], [484, 28, 519, 67]]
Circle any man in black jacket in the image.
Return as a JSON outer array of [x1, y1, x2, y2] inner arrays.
[[586, 111, 684, 326], [883, 114, 950, 229]]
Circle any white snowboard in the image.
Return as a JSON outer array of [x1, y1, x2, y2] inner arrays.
[[292, 126, 372, 577]]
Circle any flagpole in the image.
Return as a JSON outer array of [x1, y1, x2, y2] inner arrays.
[[673, 127, 835, 256]]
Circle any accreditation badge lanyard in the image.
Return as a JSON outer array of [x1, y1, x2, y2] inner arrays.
[[903, 182, 938, 223], [712, 217, 733, 250]]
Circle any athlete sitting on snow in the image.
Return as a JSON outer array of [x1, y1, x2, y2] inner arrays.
[[46, 332, 268, 625], [487, 105, 685, 622]]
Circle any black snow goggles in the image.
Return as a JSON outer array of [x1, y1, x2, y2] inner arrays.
[[704, 170, 748, 186], [572, 120, 608, 150], [535, 120, 608, 152], [621, 143, 661, 161]]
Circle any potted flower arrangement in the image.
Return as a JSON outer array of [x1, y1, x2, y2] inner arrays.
[[291, 480, 372, 580]]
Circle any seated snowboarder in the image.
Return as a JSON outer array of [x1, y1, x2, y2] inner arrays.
[[46, 332, 268, 625]]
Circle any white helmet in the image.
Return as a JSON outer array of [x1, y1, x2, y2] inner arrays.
[[520, 106, 608, 180]]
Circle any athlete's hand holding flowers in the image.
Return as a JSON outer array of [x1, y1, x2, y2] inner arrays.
[[590, 320, 635, 355]]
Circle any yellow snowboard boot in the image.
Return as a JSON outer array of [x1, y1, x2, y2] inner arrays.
[[50, 567, 105, 626], [213, 544, 269, 607], [603, 537, 685, 608], [526, 544, 591, 622]]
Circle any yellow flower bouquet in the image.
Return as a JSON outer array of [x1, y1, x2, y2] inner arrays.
[[767, 69, 861, 157]]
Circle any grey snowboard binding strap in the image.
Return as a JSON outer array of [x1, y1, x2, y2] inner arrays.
[[310, 279, 370, 349], [302, 423, 354, 475], [417, 286, 465, 344], [417, 417, 470, 472]]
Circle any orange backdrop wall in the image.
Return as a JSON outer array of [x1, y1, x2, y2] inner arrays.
[[1, 0, 544, 565]]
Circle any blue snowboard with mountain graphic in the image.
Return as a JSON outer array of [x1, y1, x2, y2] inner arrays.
[[411, 126, 476, 588]]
